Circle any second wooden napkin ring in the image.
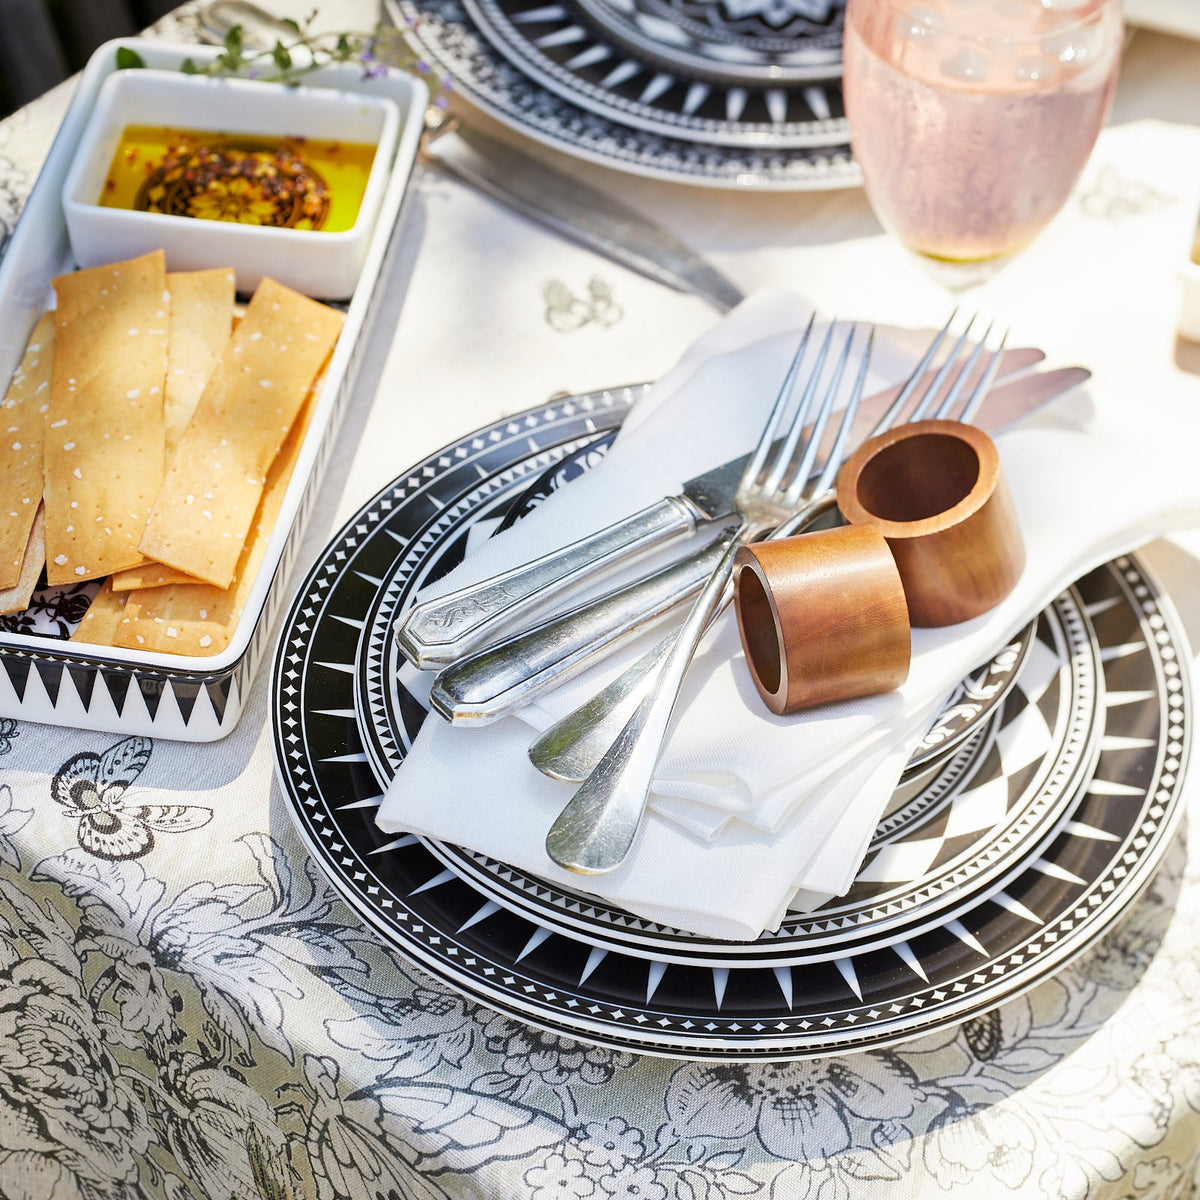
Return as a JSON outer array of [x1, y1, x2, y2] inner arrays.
[[836, 419, 1025, 628], [734, 524, 911, 716]]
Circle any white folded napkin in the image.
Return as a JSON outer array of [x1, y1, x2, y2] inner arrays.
[[376, 291, 1200, 940]]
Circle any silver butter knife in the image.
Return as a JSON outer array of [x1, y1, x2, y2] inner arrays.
[[196, 1, 745, 312], [395, 344, 1048, 668], [422, 124, 746, 313]]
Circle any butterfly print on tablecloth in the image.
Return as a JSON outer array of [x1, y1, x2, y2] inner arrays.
[[51, 736, 213, 860]]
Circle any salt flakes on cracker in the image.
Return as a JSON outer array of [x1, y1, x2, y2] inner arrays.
[[115, 374, 320, 655], [139, 277, 342, 589], [164, 268, 236, 454], [1, 312, 54, 590], [45, 250, 168, 584]]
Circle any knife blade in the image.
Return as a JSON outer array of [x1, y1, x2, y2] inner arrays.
[[422, 125, 746, 313], [395, 345, 1052, 668]]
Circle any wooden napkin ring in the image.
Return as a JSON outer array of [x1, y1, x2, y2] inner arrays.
[[733, 524, 911, 716], [836, 419, 1024, 628]]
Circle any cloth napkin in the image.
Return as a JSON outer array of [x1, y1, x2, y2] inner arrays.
[[376, 291, 1200, 941]]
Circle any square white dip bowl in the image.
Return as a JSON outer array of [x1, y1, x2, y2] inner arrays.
[[62, 68, 401, 299]]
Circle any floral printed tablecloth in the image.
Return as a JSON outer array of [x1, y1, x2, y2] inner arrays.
[[5, 7, 1200, 1200]]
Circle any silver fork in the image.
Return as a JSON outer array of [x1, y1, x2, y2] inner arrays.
[[535, 319, 1007, 847], [543, 319, 878, 874]]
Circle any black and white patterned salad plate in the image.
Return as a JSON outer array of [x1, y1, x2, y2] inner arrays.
[[272, 396, 1190, 1059], [384, 0, 859, 189]]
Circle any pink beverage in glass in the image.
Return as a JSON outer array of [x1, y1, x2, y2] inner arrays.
[[843, 0, 1122, 263]]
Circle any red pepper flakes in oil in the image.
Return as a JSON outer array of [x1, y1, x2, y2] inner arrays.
[[99, 126, 376, 233]]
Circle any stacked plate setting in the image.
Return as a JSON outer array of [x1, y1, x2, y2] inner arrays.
[[384, 0, 861, 186], [271, 392, 1190, 1060]]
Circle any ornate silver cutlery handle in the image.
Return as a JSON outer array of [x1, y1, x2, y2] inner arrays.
[[396, 496, 702, 668]]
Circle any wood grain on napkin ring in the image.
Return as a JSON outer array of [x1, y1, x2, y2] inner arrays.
[[733, 525, 911, 716], [836, 419, 1025, 628]]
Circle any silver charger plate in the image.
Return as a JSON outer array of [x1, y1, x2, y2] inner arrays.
[[271, 394, 1190, 1059], [384, 0, 860, 189]]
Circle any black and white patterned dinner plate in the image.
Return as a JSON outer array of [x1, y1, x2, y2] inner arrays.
[[460, 0, 847, 147], [272, 397, 1190, 1059], [384, 0, 859, 189]]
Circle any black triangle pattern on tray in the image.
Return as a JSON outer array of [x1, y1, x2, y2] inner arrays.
[[0, 630, 246, 736], [271, 395, 1190, 1059]]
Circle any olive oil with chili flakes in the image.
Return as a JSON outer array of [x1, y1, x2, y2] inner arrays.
[[98, 126, 376, 233]]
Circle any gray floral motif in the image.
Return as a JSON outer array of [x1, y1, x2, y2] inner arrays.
[[923, 1100, 1037, 1189], [0, 716, 18, 754], [0, 957, 153, 1199], [159, 1053, 291, 1200], [665, 1056, 920, 1167], [1078, 164, 1175, 221], [522, 1108, 761, 1200], [525, 1151, 596, 1199], [0, 783, 32, 872], [0, 805, 1193, 1200], [478, 1010, 636, 1090], [580, 1116, 646, 1170]]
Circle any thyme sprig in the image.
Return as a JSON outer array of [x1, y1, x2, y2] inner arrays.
[[116, 10, 451, 107]]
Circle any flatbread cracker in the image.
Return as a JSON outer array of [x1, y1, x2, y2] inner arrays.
[[0, 504, 45, 616], [116, 377, 319, 655], [110, 563, 204, 592], [44, 250, 168, 584], [165, 268, 236, 454], [138, 277, 341, 588], [1, 313, 54, 589], [69, 578, 128, 646]]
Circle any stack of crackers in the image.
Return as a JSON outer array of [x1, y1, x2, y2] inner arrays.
[[0, 249, 342, 656]]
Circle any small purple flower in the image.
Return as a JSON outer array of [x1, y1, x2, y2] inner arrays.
[[362, 61, 389, 80], [415, 59, 431, 73], [432, 95, 449, 109]]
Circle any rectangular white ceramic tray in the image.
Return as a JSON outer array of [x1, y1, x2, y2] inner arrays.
[[0, 37, 428, 740]]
